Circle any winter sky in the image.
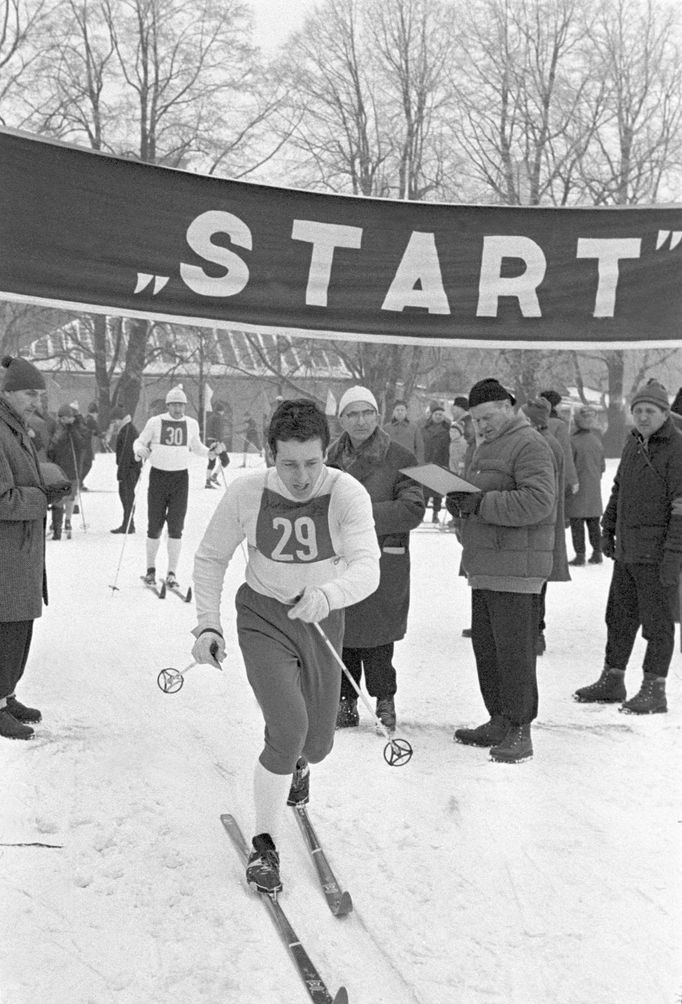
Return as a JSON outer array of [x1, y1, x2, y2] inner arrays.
[[252, 0, 318, 51]]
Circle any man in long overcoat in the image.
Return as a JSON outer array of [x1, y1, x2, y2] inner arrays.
[[566, 405, 606, 564], [0, 356, 51, 739], [327, 386, 425, 731]]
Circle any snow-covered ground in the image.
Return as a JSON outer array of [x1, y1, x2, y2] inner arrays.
[[2, 453, 680, 1004]]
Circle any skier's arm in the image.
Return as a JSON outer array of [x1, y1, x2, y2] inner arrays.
[[188, 419, 211, 458], [132, 417, 155, 461], [192, 487, 245, 633]]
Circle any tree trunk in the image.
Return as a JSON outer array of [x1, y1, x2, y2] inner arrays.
[[603, 351, 626, 457], [91, 314, 112, 423], [116, 318, 150, 420]]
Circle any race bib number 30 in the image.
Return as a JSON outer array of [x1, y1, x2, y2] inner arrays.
[[160, 419, 188, 447], [256, 489, 335, 564]]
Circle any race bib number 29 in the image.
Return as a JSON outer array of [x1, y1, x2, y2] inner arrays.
[[256, 489, 335, 564]]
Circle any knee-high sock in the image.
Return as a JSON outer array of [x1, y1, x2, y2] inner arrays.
[[167, 537, 182, 575], [146, 536, 161, 569], [253, 759, 291, 843]]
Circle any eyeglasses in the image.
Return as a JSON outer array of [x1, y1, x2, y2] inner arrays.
[[344, 409, 377, 421]]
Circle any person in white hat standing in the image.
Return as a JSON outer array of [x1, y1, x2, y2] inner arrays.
[[133, 386, 225, 589]]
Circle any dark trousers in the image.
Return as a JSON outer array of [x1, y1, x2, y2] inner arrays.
[[569, 517, 601, 556], [471, 589, 539, 724], [605, 561, 676, 677], [0, 620, 34, 700], [341, 643, 396, 701], [147, 468, 189, 538], [118, 470, 140, 529], [538, 580, 548, 634]]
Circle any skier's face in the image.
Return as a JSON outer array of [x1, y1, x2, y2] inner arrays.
[[168, 402, 186, 420], [632, 403, 667, 439], [274, 437, 325, 499]]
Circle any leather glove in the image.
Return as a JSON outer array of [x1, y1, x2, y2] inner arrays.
[[659, 551, 682, 587], [191, 629, 225, 669], [287, 587, 330, 623], [46, 481, 72, 505], [134, 444, 151, 462], [600, 531, 616, 559], [446, 491, 484, 518]]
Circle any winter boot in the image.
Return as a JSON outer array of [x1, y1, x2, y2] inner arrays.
[[573, 667, 626, 704], [51, 508, 63, 541], [0, 706, 34, 740], [588, 550, 603, 564], [336, 697, 359, 728], [6, 695, 42, 724], [454, 715, 510, 747], [376, 696, 397, 732], [620, 673, 667, 715], [286, 757, 310, 806], [142, 567, 157, 586], [210, 472, 220, 485], [246, 833, 282, 894], [489, 723, 533, 764], [568, 553, 586, 566], [166, 572, 178, 589], [536, 632, 546, 656]]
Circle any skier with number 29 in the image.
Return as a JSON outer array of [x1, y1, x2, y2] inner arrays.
[[191, 399, 380, 895]]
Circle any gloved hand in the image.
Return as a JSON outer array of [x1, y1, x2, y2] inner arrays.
[[134, 444, 151, 462], [287, 587, 330, 623], [600, 531, 616, 559], [191, 629, 225, 669], [446, 491, 484, 518], [46, 481, 72, 505], [659, 551, 682, 587]]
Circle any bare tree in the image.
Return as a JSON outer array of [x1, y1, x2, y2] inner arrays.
[[0, 0, 53, 126]]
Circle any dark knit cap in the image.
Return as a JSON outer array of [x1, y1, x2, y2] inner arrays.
[[630, 379, 669, 412], [468, 378, 515, 408], [1, 355, 45, 392], [452, 396, 469, 410], [429, 400, 445, 413], [522, 396, 551, 428], [393, 399, 407, 408], [57, 403, 74, 418], [540, 389, 562, 408]]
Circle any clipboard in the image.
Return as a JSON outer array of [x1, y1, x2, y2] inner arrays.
[[400, 463, 479, 495]]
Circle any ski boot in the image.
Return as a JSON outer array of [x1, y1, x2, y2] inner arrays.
[[166, 571, 178, 589], [287, 757, 310, 806], [336, 697, 359, 728], [246, 833, 282, 894], [142, 568, 157, 586]]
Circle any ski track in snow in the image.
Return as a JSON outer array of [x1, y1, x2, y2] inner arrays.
[[1, 453, 680, 1004]]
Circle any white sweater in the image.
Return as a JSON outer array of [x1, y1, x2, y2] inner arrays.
[[193, 466, 381, 633], [133, 413, 209, 471]]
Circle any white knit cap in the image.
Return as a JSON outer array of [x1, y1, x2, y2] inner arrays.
[[338, 386, 378, 416], [166, 385, 187, 404]]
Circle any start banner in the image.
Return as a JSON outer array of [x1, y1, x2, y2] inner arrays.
[[2, 128, 682, 347]]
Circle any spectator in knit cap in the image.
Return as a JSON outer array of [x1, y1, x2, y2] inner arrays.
[[446, 378, 556, 763], [574, 379, 682, 715], [540, 389, 579, 496]]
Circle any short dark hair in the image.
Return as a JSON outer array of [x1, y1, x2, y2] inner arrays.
[[268, 399, 330, 458]]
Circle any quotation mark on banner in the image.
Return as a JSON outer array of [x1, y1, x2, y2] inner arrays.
[[134, 273, 170, 295], [656, 230, 682, 251]]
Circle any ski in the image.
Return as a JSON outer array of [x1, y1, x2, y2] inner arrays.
[[166, 581, 193, 603], [220, 814, 348, 1004], [291, 805, 353, 917], [141, 576, 166, 599]]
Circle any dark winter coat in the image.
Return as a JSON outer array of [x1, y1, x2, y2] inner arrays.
[[327, 427, 425, 646], [115, 418, 142, 481], [206, 411, 227, 444], [457, 413, 556, 593], [602, 417, 682, 564], [547, 416, 578, 492], [538, 428, 570, 583], [0, 399, 49, 621], [47, 422, 86, 481], [416, 418, 451, 467], [383, 418, 419, 455], [565, 428, 605, 519]]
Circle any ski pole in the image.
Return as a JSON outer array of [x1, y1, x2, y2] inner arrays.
[[109, 464, 146, 595], [313, 623, 413, 767], [157, 641, 221, 694]]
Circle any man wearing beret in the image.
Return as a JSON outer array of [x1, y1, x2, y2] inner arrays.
[[446, 378, 556, 763], [0, 356, 54, 739], [574, 379, 682, 714]]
